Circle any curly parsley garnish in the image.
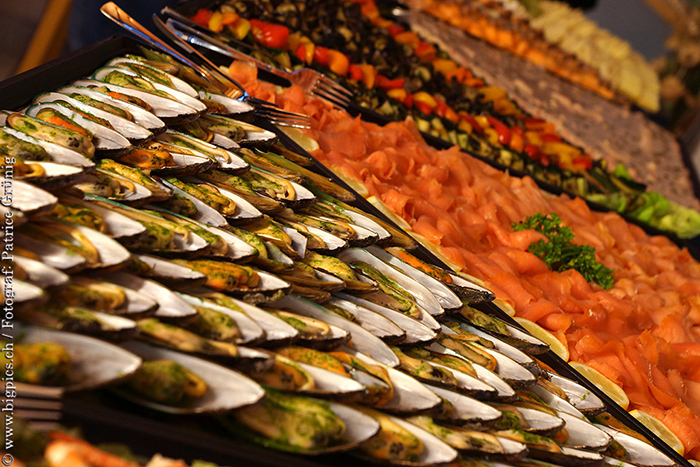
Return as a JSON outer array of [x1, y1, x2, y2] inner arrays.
[[512, 213, 614, 289]]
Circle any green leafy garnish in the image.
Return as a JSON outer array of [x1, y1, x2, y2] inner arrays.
[[512, 213, 614, 289], [613, 163, 633, 181]]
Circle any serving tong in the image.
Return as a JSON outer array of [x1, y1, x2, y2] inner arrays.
[[159, 9, 353, 109], [99, 2, 310, 129]]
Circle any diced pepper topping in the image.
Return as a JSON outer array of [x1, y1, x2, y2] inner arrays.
[[387, 24, 405, 36], [190, 8, 213, 28], [414, 101, 433, 115], [509, 131, 525, 153], [249, 19, 290, 49], [227, 18, 251, 41], [313, 46, 329, 66], [414, 41, 436, 61], [413, 91, 438, 109], [375, 75, 405, 91], [357, 64, 377, 89], [394, 31, 421, 47], [327, 50, 350, 76], [573, 156, 593, 171], [485, 116, 512, 146], [348, 64, 364, 82], [459, 113, 483, 135], [541, 134, 562, 143], [386, 88, 407, 102]]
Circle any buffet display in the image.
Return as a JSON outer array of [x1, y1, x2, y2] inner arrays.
[[3, 1, 700, 466], [176, 0, 700, 240]]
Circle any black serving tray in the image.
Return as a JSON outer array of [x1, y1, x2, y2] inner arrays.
[[258, 123, 694, 467], [62, 392, 376, 467]]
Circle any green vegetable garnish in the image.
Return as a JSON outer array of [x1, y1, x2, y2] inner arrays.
[[512, 213, 614, 289]]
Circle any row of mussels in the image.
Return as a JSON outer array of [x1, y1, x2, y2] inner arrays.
[[0, 46, 676, 467]]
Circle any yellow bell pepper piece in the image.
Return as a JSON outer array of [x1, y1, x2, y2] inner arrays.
[[387, 88, 407, 102], [524, 131, 542, 147], [208, 11, 225, 33], [413, 91, 438, 109], [394, 31, 421, 47], [479, 87, 506, 102], [358, 64, 377, 89], [432, 58, 458, 75], [287, 33, 303, 54], [327, 50, 350, 76], [541, 142, 582, 167], [484, 128, 499, 146], [458, 120, 473, 134], [474, 115, 490, 129], [227, 18, 251, 41]]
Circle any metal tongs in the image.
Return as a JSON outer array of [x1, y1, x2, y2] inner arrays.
[[99, 2, 311, 128], [160, 9, 353, 109]]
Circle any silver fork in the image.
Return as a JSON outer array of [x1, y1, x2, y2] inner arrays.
[[161, 15, 353, 109], [99, 2, 311, 128], [15, 383, 63, 431]]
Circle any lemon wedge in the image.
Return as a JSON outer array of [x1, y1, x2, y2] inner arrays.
[[281, 127, 319, 153], [334, 170, 369, 197], [629, 410, 684, 456], [493, 299, 516, 317], [514, 317, 569, 361], [367, 196, 413, 231], [569, 361, 629, 410]]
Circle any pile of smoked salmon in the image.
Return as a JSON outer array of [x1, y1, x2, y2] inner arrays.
[[230, 60, 700, 460]]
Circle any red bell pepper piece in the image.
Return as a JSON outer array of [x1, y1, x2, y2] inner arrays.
[[510, 125, 524, 136], [573, 155, 593, 171], [190, 8, 213, 28], [485, 116, 512, 146], [313, 47, 329, 66], [459, 113, 483, 135], [524, 145, 540, 159], [404, 93, 414, 109], [414, 101, 433, 116], [375, 75, 405, 91], [414, 41, 436, 60], [524, 117, 546, 129], [295, 44, 308, 63], [540, 134, 562, 143], [435, 98, 447, 118], [249, 19, 290, 49], [348, 64, 364, 82], [387, 24, 405, 36]]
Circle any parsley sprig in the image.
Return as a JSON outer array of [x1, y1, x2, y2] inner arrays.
[[512, 213, 614, 289]]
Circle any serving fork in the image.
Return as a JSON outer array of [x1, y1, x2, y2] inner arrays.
[[99, 2, 311, 128], [159, 9, 353, 109], [15, 383, 63, 431]]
